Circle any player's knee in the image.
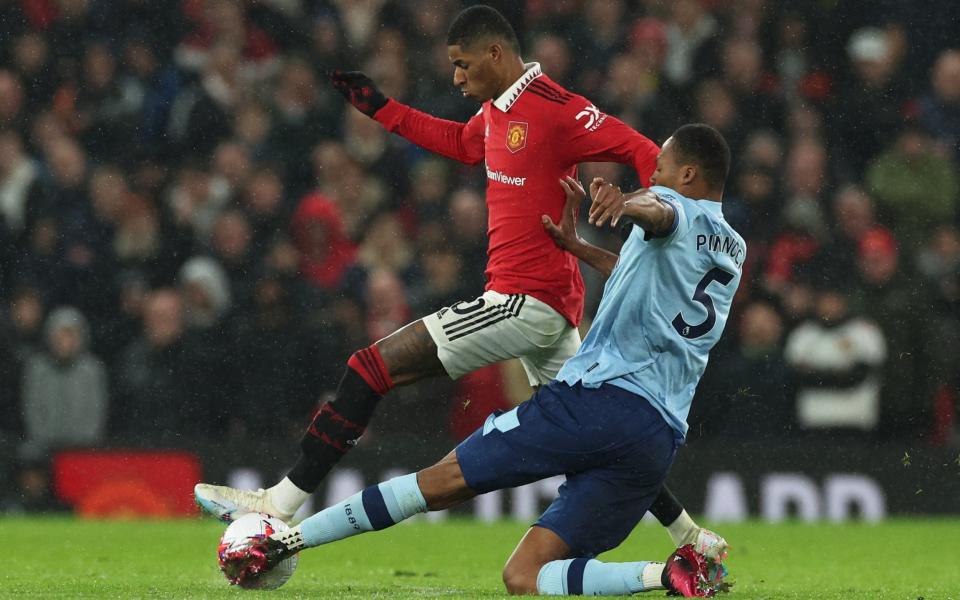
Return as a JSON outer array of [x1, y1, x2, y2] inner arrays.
[[502, 563, 538, 595], [374, 321, 444, 384]]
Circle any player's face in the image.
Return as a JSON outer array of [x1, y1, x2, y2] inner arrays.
[[448, 44, 499, 102], [648, 137, 680, 190]]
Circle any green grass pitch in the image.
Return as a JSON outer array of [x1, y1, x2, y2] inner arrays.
[[3, 516, 959, 599]]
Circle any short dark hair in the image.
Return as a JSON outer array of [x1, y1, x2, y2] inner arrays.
[[670, 123, 731, 191], [446, 5, 520, 53]]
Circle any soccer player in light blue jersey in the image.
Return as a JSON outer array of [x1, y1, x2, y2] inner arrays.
[[220, 124, 741, 598]]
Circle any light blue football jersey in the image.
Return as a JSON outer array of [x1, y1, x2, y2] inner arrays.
[[557, 185, 745, 437]]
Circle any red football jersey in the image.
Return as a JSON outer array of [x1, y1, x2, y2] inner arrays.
[[374, 63, 660, 326]]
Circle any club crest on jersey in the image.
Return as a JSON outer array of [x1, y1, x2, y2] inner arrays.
[[506, 121, 528, 153]]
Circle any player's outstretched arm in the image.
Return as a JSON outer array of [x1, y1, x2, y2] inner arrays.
[[329, 70, 485, 165], [589, 178, 675, 235], [543, 177, 619, 277]]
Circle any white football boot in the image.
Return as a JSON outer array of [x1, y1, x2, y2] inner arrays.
[[194, 483, 294, 523]]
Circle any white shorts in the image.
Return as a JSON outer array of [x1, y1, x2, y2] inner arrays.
[[422, 290, 582, 386]]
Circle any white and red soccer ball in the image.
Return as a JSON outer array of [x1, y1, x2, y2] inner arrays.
[[217, 513, 299, 590]]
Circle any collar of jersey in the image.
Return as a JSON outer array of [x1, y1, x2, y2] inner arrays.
[[700, 199, 724, 215], [492, 62, 543, 112]]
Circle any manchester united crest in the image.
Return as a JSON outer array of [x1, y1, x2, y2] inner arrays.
[[505, 121, 528, 153]]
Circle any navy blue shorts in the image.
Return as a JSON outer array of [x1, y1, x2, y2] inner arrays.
[[455, 380, 681, 557]]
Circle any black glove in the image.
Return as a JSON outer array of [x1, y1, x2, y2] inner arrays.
[[330, 70, 388, 117]]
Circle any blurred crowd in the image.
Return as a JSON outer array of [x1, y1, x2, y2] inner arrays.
[[1, 0, 959, 481]]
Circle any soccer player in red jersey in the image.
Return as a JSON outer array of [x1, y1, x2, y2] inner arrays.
[[197, 5, 724, 560]]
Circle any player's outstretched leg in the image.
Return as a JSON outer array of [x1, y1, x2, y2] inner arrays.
[[218, 451, 477, 585], [196, 320, 445, 522], [501, 526, 725, 597], [503, 526, 667, 596], [649, 486, 729, 561]]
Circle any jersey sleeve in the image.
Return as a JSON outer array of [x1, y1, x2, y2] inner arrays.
[[374, 99, 485, 165], [560, 96, 659, 185], [649, 186, 693, 244]]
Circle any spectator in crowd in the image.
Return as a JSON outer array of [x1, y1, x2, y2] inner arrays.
[[0, 70, 27, 135], [21, 307, 108, 453], [692, 78, 742, 157], [179, 256, 232, 333], [721, 38, 785, 135], [762, 137, 831, 293], [167, 163, 232, 245], [9, 32, 57, 110], [289, 190, 358, 297], [0, 287, 37, 438], [917, 49, 960, 161], [819, 184, 893, 284], [530, 32, 574, 88], [73, 41, 142, 161], [849, 229, 924, 436], [270, 56, 338, 192], [446, 187, 488, 292], [866, 121, 959, 255], [310, 140, 387, 238], [95, 270, 148, 365], [695, 301, 794, 440], [241, 163, 290, 255], [0, 127, 40, 235], [231, 267, 332, 438], [3, 286, 45, 361], [363, 267, 411, 345], [408, 243, 468, 317], [118, 32, 182, 157], [210, 140, 252, 201], [723, 161, 781, 248], [357, 213, 415, 277], [170, 41, 242, 159], [771, 8, 816, 105], [114, 289, 219, 438], [175, 0, 280, 83], [341, 107, 408, 200], [833, 27, 911, 178], [661, 0, 718, 89], [209, 209, 257, 302], [13, 217, 69, 309], [575, 0, 629, 87], [915, 225, 960, 443], [784, 280, 887, 433]]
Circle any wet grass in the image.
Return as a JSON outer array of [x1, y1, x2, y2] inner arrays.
[[2, 516, 958, 598]]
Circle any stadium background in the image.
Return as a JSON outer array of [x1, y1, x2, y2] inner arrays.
[[0, 0, 958, 524]]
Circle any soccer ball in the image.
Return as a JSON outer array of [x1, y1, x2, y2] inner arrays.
[[217, 513, 299, 590]]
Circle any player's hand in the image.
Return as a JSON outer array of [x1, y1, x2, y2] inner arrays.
[[330, 70, 388, 117], [543, 176, 584, 251], [588, 177, 626, 227]]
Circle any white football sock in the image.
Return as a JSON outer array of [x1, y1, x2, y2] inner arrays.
[[268, 477, 310, 516], [641, 561, 665, 590], [666, 509, 699, 546]]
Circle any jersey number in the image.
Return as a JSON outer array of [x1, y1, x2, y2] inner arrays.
[[451, 298, 486, 315], [671, 268, 734, 339]]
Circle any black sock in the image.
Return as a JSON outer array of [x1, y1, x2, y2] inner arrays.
[[648, 485, 684, 527], [287, 367, 382, 492]]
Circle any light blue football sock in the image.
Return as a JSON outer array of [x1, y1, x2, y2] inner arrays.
[[297, 473, 427, 548], [537, 558, 652, 595]]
